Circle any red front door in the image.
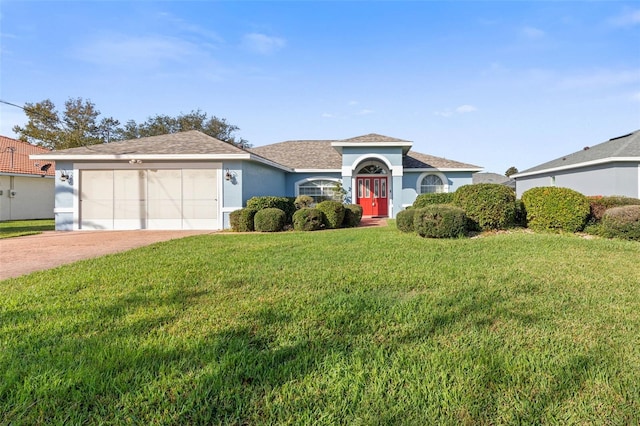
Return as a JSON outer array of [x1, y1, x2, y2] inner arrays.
[[357, 177, 388, 216]]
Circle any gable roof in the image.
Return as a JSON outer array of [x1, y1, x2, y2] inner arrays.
[[514, 130, 640, 178], [250, 134, 481, 171], [31, 130, 247, 157], [1, 136, 55, 176], [472, 172, 516, 188]]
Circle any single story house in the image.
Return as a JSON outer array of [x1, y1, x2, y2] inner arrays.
[[31, 131, 481, 231], [513, 130, 640, 198], [472, 172, 515, 190], [1, 135, 55, 220]]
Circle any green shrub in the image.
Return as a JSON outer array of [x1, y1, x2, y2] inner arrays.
[[588, 195, 640, 223], [600, 205, 640, 241], [229, 208, 258, 232], [246, 196, 296, 223], [396, 209, 416, 233], [521, 187, 590, 233], [292, 208, 325, 231], [316, 201, 345, 229], [452, 184, 516, 231], [413, 192, 454, 208], [254, 208, 286, 232], [342, 204, 363, 228], [514, 199, 527, 227], [413, 205, 467, 238], [294, 195, 314, 209]]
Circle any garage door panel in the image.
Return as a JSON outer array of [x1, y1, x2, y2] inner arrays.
[[80, 170, 114, 230]]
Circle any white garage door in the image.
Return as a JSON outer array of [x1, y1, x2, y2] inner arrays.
[[80, 168, 218, 230]]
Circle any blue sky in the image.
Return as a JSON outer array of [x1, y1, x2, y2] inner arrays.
[[1, 1, 639, 174]]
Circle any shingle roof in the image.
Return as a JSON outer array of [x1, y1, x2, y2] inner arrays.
[[250, 135, 481, 170], [341, 133, 411, 143], [472, 172, 515, 188], [32, 130, 246, 156], [249, 140, 341, 169], [517, 130, 640, 175], [403, 151, 481, 170], [0, 136, 55, 176]]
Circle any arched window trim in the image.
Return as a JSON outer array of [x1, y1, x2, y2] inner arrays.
[[416, 171, 449, 194], [295, 177, 342, 202]]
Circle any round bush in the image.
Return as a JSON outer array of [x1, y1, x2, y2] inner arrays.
[[600, 205, 640, 241], [294, 195, 314, 209], [396, 209, 416, 233], [229, 208, 258, 232], [292, 208, 325, 231], [452, 184, 516, 231], [522, 187, 590, 233], [413, 192, 454, 208], [588, 195, 640, 222], [413, 205, 467, 238], [254, 208, 286, 232], [316, 200, 345, 229], [342, 204, 363, 228], [246, 196, 296, 223]]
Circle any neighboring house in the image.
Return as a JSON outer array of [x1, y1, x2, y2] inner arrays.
[[31, 131, 481, 231], [0, 136, 55, 221], [472, 172, 515, 190], [513, 130, 640, 198]]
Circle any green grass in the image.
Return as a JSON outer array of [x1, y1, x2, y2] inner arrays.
[[1, 225, 639, 424], [0, 219, 55, 238]]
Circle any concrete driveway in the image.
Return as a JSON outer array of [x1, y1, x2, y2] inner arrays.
[[0, 230, 215, 280]]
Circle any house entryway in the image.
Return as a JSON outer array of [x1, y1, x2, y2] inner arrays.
[[356, 176, 388, 217]]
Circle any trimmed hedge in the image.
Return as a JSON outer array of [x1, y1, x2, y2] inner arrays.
[[294, 195, 314, 209], [588, 195, 640, 222], [452, 184, 516, 231], [316, 200, 345, 229], [413, 205, 467, 238], [292, 208, 325, 231], [246, 196, 296, 223], [521, 187, 590, 233], [342, 204, 363, 228], [413, 192, 455, 208], [254, 208, 286, 232], [600, 205, 640, 241], [229, 208, 258, 232], [396, 209, 416, 233]]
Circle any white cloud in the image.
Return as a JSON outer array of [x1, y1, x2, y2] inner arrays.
[[520, 26, 545, 39], [632, 92, 640, 102], [321, 112, 335, 118], [356, 109, 374, 116], [609, 9, 640, 27], [242, 33, 285, 55], [76, 34, 200, 67], [456, 105, 478, 113], [348, 100, 359, 106]]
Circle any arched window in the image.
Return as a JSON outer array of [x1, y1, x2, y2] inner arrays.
[[420, 174, 445, 193], [297, 179, 341, 203]]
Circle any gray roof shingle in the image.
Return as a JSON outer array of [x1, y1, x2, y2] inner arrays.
[[33, 130, 246, 156], [518, 130, 640, 175]]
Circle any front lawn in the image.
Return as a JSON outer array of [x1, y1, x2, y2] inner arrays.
[[0, 219, 54, 238], [1, 226, 639, 424]]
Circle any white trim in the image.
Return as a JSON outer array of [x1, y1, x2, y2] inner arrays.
[[294, 168, 342, 173], [294, 176, 342, 196], [512, 157, 640, 178], [221, 206, 242, 213], [407, 167, 483, 172], [416, 171, 450, 194], [53, 207, 74, 214], [331, 141, 412, 148]]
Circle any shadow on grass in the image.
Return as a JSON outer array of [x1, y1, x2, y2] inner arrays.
[[0, 282, 618, 424]]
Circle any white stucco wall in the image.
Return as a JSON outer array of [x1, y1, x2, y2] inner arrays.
[[0, 175, 54, 220]]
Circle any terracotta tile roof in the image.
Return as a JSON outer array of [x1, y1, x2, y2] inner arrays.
[[32, 130, 247, 156], [0, 136, 55, 176]]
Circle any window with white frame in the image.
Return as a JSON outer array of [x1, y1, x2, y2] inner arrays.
[[420, 174, 445, 193], [297, 179, 341, 203]]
